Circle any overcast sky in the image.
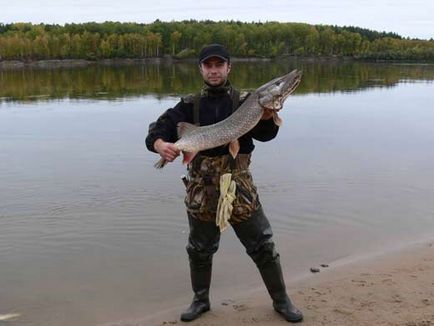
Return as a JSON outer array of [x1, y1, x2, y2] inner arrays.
[[1, 0, 433, 40]]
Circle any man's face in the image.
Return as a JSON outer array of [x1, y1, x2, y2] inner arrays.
[[199, 57, 231, 87]]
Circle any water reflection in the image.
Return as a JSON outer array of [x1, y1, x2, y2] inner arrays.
[[1, 61, 434, 103], [1, 64, 434, 325]]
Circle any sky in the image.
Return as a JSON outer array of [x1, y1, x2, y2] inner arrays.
[[1, 0, 433, 40]]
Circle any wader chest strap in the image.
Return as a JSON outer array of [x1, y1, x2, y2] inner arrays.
[[193, 94, 201, 126], [230, 89, 240, 115], [192, 89, 241, 126]]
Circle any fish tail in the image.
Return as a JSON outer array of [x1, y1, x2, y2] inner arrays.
[[154, 158, 168, 169]]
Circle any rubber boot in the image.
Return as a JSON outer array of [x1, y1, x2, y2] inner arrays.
[[259, 258, 303, 323], [232, 208, 303, 323], [180, 266, 211, 321], [181, 216, 220, 322]]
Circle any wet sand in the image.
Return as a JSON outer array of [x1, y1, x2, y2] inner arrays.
[[101, 239, 434, 326]]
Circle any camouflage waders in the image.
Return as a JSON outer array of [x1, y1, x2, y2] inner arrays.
[[181, 154, 303, 323], [180, 87, 302, 323], [184, 153, 260, 225]]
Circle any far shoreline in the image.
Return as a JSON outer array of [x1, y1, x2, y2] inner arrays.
[[0, 56, 335, 69], [2, 55, 431, 70]]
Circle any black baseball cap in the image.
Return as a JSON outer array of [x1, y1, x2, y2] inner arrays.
[[198, 44, 230, 64]]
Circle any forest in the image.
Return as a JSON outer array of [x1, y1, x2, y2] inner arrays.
[[0, 20, 433, 61]]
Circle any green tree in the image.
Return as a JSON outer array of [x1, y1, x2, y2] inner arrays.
[[170, 31, 182, 55]]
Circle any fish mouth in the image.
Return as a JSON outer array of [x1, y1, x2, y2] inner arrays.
[[257, 69, 302, 110], [278, 69, 302, 100]]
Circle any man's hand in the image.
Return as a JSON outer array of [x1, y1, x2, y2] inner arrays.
[[261, 108, 274, 120], [154, 139, 180, 162]]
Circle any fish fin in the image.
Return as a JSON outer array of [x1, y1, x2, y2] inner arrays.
[[177, 122, 198, 138], [229, 140, 240, 159], [182, 151, 198, 165], [154, 158, 168, 169], [273, 112, 283, 126]]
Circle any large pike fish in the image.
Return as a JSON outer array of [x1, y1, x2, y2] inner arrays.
[[155, 69, 302, 168]]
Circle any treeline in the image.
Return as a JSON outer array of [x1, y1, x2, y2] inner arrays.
[[0, 20, 433, 61]]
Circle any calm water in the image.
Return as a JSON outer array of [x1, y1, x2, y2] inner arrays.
[[1, 61, 434, 326]]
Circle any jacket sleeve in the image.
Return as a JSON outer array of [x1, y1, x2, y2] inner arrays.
[[248, 117, 279, 142], [145, 100, 191, 153]]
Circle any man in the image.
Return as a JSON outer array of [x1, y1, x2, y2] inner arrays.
[[145, 44, 303, 323]]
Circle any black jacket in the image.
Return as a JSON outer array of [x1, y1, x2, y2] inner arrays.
[[145, 85, 279, 156]]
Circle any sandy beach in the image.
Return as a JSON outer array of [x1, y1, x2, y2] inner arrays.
[[102, 240, 434, 326]]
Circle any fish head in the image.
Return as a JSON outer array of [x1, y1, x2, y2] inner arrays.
[[256, 69, 302, 111]]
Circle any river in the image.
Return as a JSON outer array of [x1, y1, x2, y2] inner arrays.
[[1, 60, 434, 325]]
